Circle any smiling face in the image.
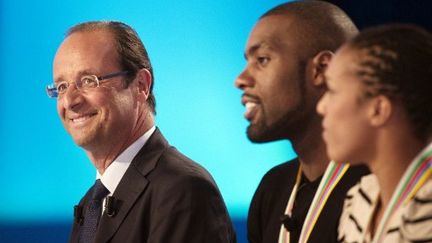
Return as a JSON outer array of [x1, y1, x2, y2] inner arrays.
[[235, 15, 316, 143], [317, 46, 375, 163], [53, 30, 141, 151]]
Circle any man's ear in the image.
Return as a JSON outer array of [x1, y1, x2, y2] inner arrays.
[[311, 50, 333, 87], [135, 68, 152, 100], [368, 95, 392, 127]]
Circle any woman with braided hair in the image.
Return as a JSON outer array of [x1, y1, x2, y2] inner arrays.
[[317, 24, 432, 243]]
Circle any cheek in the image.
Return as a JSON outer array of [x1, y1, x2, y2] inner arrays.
[[56, 101, 65, 118], [107, 93, 135, 121], [269, 82, 302, 109], [323, 104, 352, 156], [333, 110, 357, 138], [323, 103, 343, 130], [326, 113, 370, 162]]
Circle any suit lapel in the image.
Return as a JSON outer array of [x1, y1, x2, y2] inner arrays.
[[94, 128, 169, 242]]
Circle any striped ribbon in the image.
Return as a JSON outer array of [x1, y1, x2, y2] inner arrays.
[[278, 163, 303, 243], [372, 143, 432, 243], [278, 161, 350, 243], [298, 162, 350, 243]]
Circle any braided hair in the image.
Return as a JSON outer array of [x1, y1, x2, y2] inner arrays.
[[347, 24, 432, 140]]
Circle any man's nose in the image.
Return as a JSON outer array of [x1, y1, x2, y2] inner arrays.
[[60, 84, 83, 110], [235, 68, 254, 90]]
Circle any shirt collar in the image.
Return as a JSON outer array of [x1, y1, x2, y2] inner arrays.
[[96, 126, 156, 195]]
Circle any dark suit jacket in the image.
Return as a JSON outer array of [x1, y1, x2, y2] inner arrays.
[[69, 128, 236, 243]]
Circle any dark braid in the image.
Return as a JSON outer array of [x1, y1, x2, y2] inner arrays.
[[348, 24, 432, 140], [354, 46, 400, 98]]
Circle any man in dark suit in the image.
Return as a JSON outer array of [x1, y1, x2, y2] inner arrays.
[[47, 21, 236, 243], [234, 1, 368, 243]]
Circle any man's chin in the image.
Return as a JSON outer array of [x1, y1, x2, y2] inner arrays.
[[246, 125, 280, 143], [69, 132, 97, 148]]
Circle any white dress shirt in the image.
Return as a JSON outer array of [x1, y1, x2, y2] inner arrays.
[[96, 126, 156, 196]]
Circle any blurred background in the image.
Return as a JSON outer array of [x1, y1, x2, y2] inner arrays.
[[0, 0, 430, 242]]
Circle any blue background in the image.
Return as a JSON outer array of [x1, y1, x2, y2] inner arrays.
[[0, 0, 296, 242]]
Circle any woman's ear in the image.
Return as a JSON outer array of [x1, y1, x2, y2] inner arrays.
[[368, 95, 393, 127]]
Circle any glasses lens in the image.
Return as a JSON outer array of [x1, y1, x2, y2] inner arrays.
[[80, 75, 99, 89], [46, 84, 58, 98], [56, 82, 69, 94]]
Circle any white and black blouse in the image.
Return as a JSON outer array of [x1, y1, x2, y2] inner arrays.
[[338, 174, 432, 243]]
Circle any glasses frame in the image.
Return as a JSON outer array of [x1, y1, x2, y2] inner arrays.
[[46, 71, 130, 98]]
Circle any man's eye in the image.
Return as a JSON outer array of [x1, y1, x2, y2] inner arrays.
[[257, 57, 270, 65], [81, 76, 97, 87], [56, 83, 68, 92]]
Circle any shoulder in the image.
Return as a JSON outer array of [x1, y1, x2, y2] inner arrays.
[[151, 146, 218, 188], [136, 146, 235, 242], [247, 159, 298, 243], [400, 178, 432, 242], [338, 174, 379, 242], [346, 174, 379, 203], [259, 158, 299, 188], [250, 158, 300, 206], [248, 159, 299, 215], [133, 131, 223, 201], [249, 158, 299, 204]]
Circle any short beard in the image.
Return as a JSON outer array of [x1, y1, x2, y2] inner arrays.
[[246, 103, 305, 143], [246, 118, 286, 143], [246, 61, 307, 143]]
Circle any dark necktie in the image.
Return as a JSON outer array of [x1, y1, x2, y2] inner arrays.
[[79, 179, 110, 243]]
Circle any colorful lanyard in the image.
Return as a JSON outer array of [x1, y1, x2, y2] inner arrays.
[[371, 143, 432, 243], [278, 161, 350, 243], [278, 163, 303, 243]]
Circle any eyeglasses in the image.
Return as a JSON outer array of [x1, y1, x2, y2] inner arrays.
[[46, 71, 129, 98]]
